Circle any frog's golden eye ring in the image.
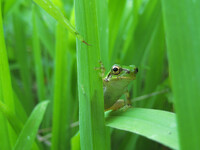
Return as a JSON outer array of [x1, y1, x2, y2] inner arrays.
[[112, 65, 121, 75]]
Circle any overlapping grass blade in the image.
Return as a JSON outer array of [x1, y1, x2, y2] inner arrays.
[[162, 0, 200, 149], [12, 12, 34, 114], [32, 5, 45, 102], [108, 0, 126, 62], [13, 101, 49, 150], [33, 0, 86, 44], [71, 132, 80, 150], [0, 100, 41, 150], [51, 24, 73, 150], [0, 101, 23, 134], [105, 108, 179, 149], [96, 0, 109, 69], [34, 7, 55, 58], [50, 1, 74, 149], [0, 2, 17, 147]]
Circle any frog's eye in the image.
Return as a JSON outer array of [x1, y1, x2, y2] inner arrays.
[[112, 65, 120, 75]]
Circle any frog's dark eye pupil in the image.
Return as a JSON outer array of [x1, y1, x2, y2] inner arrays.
[[113, 67, 118, 72]]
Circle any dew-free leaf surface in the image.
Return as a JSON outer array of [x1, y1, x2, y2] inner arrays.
[[105, 108, 178, 149]]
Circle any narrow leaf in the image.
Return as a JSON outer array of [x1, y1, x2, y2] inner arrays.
[[13, 101, 49, 150], [162, 0, 200, 149], [51, 24, 72, 150], [0, 101, 23, 135], [0, 2, 17, 146], [33, 0, 87, 44], [32, 5, 46, 102]]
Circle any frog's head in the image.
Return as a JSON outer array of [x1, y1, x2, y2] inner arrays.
[[105, 64, 138, 81]]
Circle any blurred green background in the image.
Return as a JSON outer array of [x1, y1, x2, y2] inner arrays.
[[1, 0, 200, 150]]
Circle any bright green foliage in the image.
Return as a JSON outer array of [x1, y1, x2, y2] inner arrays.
[[0, 100, 23, 135], [0, 1, 17, 147], [32, 6, 45, 102], [51, 24, 72, 150], [33, 0, 87, 44], [106, 108, 178, 149], [71, 132, 80, 150], [162, 0, 200, 149], [13, 12, 34, 114], [1, 0, 199, 149], [13, 101, 49, 150]]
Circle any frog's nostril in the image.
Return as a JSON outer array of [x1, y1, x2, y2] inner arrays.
[[135, 67, 138, 73]]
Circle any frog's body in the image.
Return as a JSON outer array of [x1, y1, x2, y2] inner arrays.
[[103, 64, 138, 111]]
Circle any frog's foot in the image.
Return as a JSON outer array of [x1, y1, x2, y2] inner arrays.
[[119, 104, 132, 111], [105, 99, 125, 111]]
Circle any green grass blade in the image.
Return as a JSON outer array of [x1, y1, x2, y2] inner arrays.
[[0, 101, 23, 135], [32, 5, 46, 102], [51, 24, 72, 150], [71, 132, 80, 150], [0, 113, 11, 150], [33, 0, 87, 44], [75, 0, 107, 149], [13, 101, 49, 150], [162, 0, 200, 149], [0, 0, 15, 119], [0, 2, 17, 147], [108, 0, 126, 60], [35, 8, 55, 58], [0, 99, 39, 150], [122, 0, 160, 66], [12, 12, 34, 114], [96, 0, 109, 69], [51, 1, 73, 150], [105, 108, 179, 149]]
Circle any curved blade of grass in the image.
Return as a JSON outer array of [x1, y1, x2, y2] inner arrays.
[[105, 108, 179, 150], [162, 0, 200, 149], [50, 0, 74, 149], [0, 100, 40, 150], [13, 12, 34, 114], [32, 5, 45, 102], [0, 114, 10, 150], [108, 0, 126, 60], [0, 101, 23, 135], [96, 0, 109, 69], [51, 24, 72, 150], [33, 0, 88, 45], [13, 101, 49, 150], [0, 2, 17, 147], [71, 132, 80, 150], [32, 5, 51, 128], [34, 7, 55, 58]]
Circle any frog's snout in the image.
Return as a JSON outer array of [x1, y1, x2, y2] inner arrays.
[[134, 67, 138, 74]]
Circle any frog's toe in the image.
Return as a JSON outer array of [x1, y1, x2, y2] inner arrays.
[[127, 103, 132, 107], [119, 104, 132, 111]]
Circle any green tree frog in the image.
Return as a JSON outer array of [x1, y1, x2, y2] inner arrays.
[[103, 64, 138, 111]]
